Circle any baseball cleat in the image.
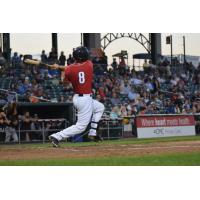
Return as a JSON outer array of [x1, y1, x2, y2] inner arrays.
[[89, 135, 103, 142], [49, 136, 59, 148]]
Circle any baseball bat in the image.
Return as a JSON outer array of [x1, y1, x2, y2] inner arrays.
[[29, 95, 52, 102], [24, 59, 53, 68], [24, 59, 66, 71]]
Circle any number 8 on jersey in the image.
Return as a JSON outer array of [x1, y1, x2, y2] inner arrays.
[[78, 72, 85, 84]]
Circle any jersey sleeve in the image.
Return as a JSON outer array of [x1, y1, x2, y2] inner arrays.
[[64, 66, 71, 81]]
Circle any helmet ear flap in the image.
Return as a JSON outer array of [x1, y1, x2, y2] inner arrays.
[[73, 46, 89, 62]]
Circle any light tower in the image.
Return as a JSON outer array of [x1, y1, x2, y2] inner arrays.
[[0, 33, 3, 50]]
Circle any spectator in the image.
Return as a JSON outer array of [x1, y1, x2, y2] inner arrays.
[[21, 111, 32, 141], [96, 94, 105, 103], [144, 77, 154, 92], [17, 81, 26, 95], [138, 106, 147, 115], [48, 48, 58, 64], [165, 100, 175, 114], [59, 95, 65, 103], [67, 54, 74, 65], [31, 114, 42, 140], [0, 110, 6, 141], [48, 68, 59, 78], [4, 102, 19, 143], [110, 92, 120, 106], [130, 74, 143, 86], [128, 87, 140, 101], [59, 51, 66, 66], [111, 58, 118, 70], [12, 52, 21, 67], [118, 57, 126, 75], [174, 104, 181, 114], [151, 77, 160, 94], [119, 105, 128, 117], [143, 59, 149, 68], [110, 106, 119, 119], [98, 86, 106, 100], [41, 50, 48, 63], [120, 81, 131, 95], [92, 57, 100, 65], [145, 103, 155, 114], [100, 54, 108, 72], [170, 75, 179, 86]]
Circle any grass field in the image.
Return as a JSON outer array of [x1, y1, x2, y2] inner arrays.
[[1, 136, 200, 166], [0, 152, 200, 166]]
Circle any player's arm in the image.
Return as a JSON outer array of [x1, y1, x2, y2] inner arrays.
[[2, 113, 10, 125], [60, 67, 71, 87], [50, 64, 66, 71]]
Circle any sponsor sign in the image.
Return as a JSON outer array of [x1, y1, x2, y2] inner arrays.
[[136, 115, 196, 138]]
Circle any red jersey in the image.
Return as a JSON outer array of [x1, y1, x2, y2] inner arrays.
[[64, 60, 93, 94]]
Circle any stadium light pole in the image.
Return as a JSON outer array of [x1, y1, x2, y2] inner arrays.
[[81, 33, 83, 46], [166, 35, 173, 65], [170, 35, 173, 65], [0, 33, 2, 50], [183, 36, 186, 65], [3, 33, 11, 61], [52, 33, 58, 59]]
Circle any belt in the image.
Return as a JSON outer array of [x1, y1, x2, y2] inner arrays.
[[78, 94, 92, 97]]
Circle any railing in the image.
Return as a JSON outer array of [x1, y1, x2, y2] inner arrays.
[[100, 113, 200, 140], [99, 118, 124, 140], [0, 114, 200, 144], [0, 118, 69, 144]]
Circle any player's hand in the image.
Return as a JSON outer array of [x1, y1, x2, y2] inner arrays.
[[50, 64, 60, 70]]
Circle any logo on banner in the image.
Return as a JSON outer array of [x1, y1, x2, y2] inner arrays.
[[153, 128, 165, 135]]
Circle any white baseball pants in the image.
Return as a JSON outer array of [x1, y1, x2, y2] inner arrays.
[[51, 94, 104, 141]]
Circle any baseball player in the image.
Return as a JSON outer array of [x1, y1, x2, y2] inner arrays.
[[49, 46, 105, 147]]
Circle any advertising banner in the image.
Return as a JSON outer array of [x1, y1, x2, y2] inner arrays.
[[136, 115, 196, 138]]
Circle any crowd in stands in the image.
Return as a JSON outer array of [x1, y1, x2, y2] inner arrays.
[[0, 47, 200, 139], [93, 57, 200, 120]]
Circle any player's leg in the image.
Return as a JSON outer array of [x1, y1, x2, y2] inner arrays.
[[49, 95, 93, 146], [88, 100, 105, 137], [5, 127, 11, 143], [11, 127, 18, 142]]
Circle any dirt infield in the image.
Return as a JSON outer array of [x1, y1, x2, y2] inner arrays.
[[1, 140, 200, 161]]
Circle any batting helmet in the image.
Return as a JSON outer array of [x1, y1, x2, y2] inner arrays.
[[73, 46, 89, 62]]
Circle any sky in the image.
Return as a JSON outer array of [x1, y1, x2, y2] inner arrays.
[[9, 33, 200, 65]]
